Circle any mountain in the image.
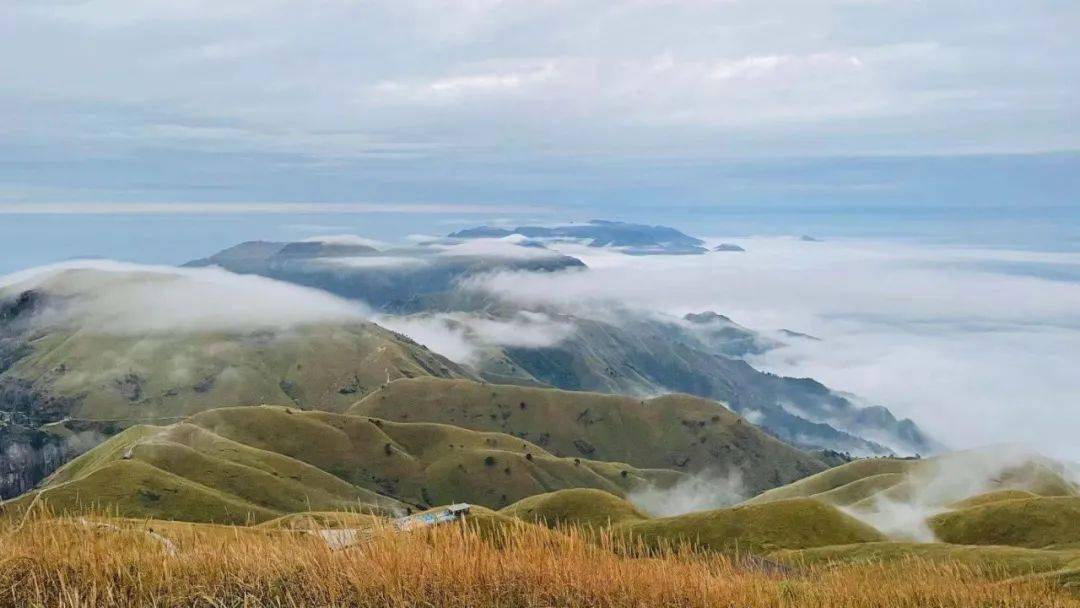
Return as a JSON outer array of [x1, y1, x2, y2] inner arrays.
[[502, 489, 885, 553], [713, 243, 746, 252], [0, 405, 684, 522], [184, 236, 939, 458], [448, 220, 708, 255], [682, 310, 780, 357], [460, 311, 934, 456], [0, 265, 473, 498], [186, 238, 586, 311], [744, 448, 1079, 545], [349, 377, 828, 495]]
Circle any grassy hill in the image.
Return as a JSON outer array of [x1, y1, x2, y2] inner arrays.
[[349, 377, 827, 495], [2, 322, 471, 423], [1, 405, 684, 522], [930, 497, 1080, 549], [501, 489, 884, 554], [188, 237, 939, 458], [949, 489, 1040, 509], [747, 451, 1077, 510], [744, 458, 917, 505], [775, 542, 1080, 579], [618, 498, 885, 554], [0, 266, 476, 497], [501, 488, 649, 528]]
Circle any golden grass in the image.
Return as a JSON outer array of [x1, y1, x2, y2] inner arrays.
[[0, 511, 1076, 608]]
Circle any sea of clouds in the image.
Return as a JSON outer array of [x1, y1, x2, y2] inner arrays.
[[464, 236, 1080, 461]]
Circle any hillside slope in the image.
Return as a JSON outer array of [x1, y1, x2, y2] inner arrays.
[[349, 377, 827, 495], [501, 489, 884, 554], [188, 235, 939, 458], [1, 405, 684, 521], [0, 265, 474, 497]]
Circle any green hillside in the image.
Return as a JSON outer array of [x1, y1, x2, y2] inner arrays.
[[1, 406, 684, 522], [620, 498, 885, 554], [775, 542, 1080, 579], [930, 497, 1080, 549], [744, 458, 917, 505], [189, 406, 681, 510], [349, 377, 827, 494], [746, 450, 1078, 514], [0, 266, 477, 498], [949, 489, 1040, 509], [501, 489, 884, 554], [2, 322, 471, 423], [501, 488, 649, 528]]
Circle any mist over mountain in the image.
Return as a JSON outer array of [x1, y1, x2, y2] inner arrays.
[[0, 263, 473, 498], [182, 226, 937, 457], [0, 224, 944, 499], [185, 236, 585, 311]]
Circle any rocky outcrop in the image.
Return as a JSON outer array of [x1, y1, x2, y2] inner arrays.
[[0, 421, 110, 499], [0, 425, 63, 499]]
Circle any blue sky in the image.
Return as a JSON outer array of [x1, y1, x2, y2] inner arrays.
[[2, 1, 1078, 214]]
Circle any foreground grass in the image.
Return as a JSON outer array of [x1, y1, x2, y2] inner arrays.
[[1, 514, 1076, 607]]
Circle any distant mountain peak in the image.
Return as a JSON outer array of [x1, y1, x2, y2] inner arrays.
[[713, 243, 746, 252], [448, 220, 707, 255]]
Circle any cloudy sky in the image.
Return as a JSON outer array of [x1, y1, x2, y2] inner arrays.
[[3, 0, 1079, 209]]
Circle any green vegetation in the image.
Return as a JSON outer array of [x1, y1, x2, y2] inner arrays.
[[931, 497, 1080, 549], [502, 488, 649, 528], [776, 542, 1080, 579], [1, 405, 683, 522], [745, 458, 916, 505], [2, 323, 471, 422], [950, 489, 1040, 509], [812, 473, 908, 507], [8, 460, 280, 524], [350, 377, 827, 494], [618, 497, 885, 554], [502, 489, 884, 554]]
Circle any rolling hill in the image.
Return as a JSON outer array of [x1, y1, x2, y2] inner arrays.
[[1, 405, 685, 522], [349, 377, 828, 495], [501, 488, 885, 554], [0, 264, 473, 498], [187, 234, 937, 457]]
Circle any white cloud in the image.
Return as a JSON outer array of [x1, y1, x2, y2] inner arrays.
[[0, 260, 371, 333], [463, 237, 1080, 459], [318, 256, 429, 269], [628, 469, 747, 517], [375, 62, 561, 102], [301, 234, 387, 249], [433, 235, 566, 260], [3, 0, 1077, 181], [376, 310, 575, 365], [842, 447, 1072, 541]]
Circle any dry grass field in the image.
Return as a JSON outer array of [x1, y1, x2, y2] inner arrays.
[[1, 510, 1076, 608]]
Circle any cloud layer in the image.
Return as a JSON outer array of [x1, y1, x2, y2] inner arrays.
[[0, 260, 371, 333], [2, 1, 1078, 204], [466, 237, 1080, 459]]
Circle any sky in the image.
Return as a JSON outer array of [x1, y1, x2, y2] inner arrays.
[[2, 0, 1079, 211]]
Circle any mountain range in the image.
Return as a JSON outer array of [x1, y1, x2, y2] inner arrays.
[[180, 226, 936, 456], [0, 223, 939, 500]]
